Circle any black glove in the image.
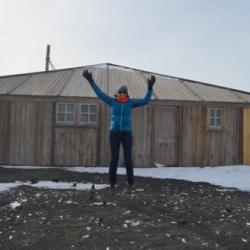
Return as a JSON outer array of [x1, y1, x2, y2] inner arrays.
[[82, 70, 93, 83], [147, 75, 156, 91]]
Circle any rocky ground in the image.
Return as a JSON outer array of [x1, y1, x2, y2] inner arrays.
[[0, 167, 250, 250]]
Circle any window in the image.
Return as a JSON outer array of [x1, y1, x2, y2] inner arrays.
[[209, 107, 223, 129], [80, 104, 98, 124], [56, 102, 98, 126], [56, 103, 75, 124]]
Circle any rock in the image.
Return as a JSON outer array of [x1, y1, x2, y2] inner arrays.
[[30, 177, 39, 184]]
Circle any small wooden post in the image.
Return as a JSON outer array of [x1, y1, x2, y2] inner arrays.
[[243, 108, 250, 165], [45, 45, 50, 71]]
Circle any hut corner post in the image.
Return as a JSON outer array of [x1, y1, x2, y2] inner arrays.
[[243, 108, 250, 165]]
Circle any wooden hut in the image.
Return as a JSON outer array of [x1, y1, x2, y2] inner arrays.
[[0, 63, 250, 167]]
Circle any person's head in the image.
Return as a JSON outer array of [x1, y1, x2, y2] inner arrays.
[[115, 85, 129, 98]]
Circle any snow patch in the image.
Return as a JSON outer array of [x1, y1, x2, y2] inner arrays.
[[0, 165, 57, 170], [2, 165, 250, 192], [181, 238, 187, 243], [124, 219, 141, 227], [0, 182, 25, 192], [64, 165, 250, 192], [108, 65, 135, 72], [0, 181, 108, 192], [82, 234, 90, 239], [32, 181, 108, 191], [10, 201, 21, 209]]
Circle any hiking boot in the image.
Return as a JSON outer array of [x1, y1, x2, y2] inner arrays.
[[127, 184, 133, 194], [109, 185, 116, 194]]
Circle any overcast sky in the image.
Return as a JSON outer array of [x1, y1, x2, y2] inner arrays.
[[0, 0, 250, 92]]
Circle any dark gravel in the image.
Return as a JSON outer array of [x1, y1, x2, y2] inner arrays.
[[0, 167, 250, 250]]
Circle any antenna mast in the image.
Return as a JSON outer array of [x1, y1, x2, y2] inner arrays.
[[45, 44, 56, 71], [45, 45, 50, 71]]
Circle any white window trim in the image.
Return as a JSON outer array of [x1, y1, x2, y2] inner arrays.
[[79, 103, 99, 125], [56, 103, 76, 125], [208, 107, 223, 129]]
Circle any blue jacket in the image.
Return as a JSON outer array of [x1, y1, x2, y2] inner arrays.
[[90, 81, 152, 131]]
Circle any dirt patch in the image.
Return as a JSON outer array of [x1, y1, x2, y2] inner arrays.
[[0, 167, 250, 249]]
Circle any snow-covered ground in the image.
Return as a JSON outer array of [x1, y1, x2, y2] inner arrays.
[[64, 165, 250, 192], [0, 180, 108, 192], [1, 165, 250, 192]]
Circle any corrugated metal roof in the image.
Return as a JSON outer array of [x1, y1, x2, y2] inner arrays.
[[180, 80, 246, 103], [10, 70, 73, 96], [0, 63, 250, 104], [0, 75, 31, 94], [153, 77, 200, 101], [108, 66, 149, 99], [61, 67, 109, 97]]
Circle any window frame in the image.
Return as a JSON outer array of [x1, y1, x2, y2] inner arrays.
[[56, 103, 76, 125], [208, 107, 224, 130], [79, 103, 99, 125]]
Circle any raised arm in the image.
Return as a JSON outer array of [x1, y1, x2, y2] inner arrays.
[[131, 75, 156, 108], [131, 90, 153, 108], [82, 70, 114, 105]]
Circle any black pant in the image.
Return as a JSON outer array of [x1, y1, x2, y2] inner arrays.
[[109, 131, 134, 185]]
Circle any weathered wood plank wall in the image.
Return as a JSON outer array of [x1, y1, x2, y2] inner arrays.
[[0, 97, 244, 167], [0, 100, 9, 163], [35, 102, 54, 164], [153, 106, 178, 166], [54, 127, 97, 166], [98, 104, 111, 166], [243, 108, 250, 165], [132, 105, 153, 167], [8, 101, 53, 165], [180, 106, 207, 166], [180, 105, 242, 166]]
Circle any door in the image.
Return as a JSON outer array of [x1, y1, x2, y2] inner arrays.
[[154, 106, 178, 166]]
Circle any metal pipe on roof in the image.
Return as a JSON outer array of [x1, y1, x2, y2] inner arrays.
[[45, 45, 50, 71]]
